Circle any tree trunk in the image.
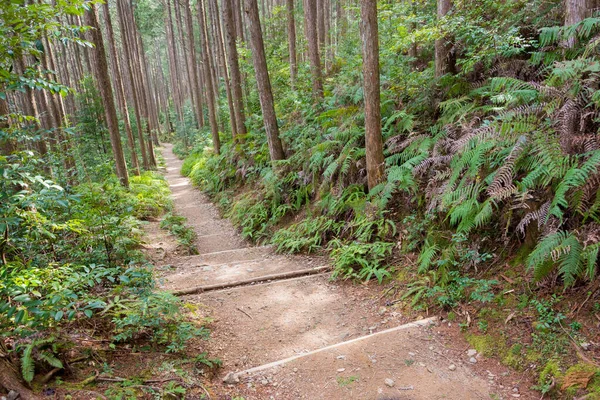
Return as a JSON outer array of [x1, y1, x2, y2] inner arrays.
[[243, 0, 286, 161], [287, 0, 298, 88], [434, 0, 454, 78], [197, 0, 221, 154], [565, 0, 587, 47], [165, 0, 185, 123], [361, 0, 385, 190], [223, 0, 248, 136], [0, 360, 40, 400], [212, 0, 238, 137], [85, 4, 129, 187], [101, 1, 140, 176], [117, 0, 150, 169], [317, 0, 326, 55], [304, 0, 323, 99]]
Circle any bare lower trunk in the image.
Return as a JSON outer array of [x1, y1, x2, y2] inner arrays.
[[0, 360, 40, 400], [86, 4, 129, 187], [304, 0, 323, 99], [287, 0, 297, 88], [223, 0, 247, 136], [197, 0, 221, 154], [361, 0, 385, 190], [434, 0, 454, 77], [244, 0, 285, 161], [565, 0, 587, 47]]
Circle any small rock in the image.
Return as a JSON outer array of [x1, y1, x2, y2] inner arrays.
[[418, 362, 426, 367], [223, 372, 240, 384], [408, 352, 416, 356], [448, 364, 457, 371], [469, 357, 477, 364], [467, 349, 477, 357], [261, 379, 269, 385], [337, 368, 346, 372], [581, 342, 592, 351], [429, 346, 434, 350], [293, 368, 298, 373], [385, 378, 395, 387], [336, 355, 346, 360], [7, 391, 19, 400], [513, 388, 519, 393], [378, 306, 387, 315], [246, 268, 254, 272]]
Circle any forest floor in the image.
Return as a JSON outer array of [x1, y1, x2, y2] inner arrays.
[[142, 144, 540, 399]]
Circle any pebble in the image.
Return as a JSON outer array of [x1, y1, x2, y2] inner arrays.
[[293, 368, 298, 373], [385, 378, 395, 387], [448, 364, 457, 371], [581, 342, 591, 351], [337, 355, 346, 360], [261, 379, 269, 385], [469, 357, 477, 364], [337, 368, 346, 372], [467, 349, 477, 357], [223, 372, 240, 384], [408, 352, 416, 356]]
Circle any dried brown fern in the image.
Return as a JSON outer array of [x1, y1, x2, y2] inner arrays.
[[414, 155, 453, 176], [386, 134, 425, 154], [516, 201, 551, 235], [487, 135, 527, 198]]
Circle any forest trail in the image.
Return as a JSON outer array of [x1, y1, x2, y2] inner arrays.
[[151, 144, 535, 400]]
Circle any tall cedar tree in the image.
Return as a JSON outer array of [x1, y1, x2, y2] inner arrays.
[[304, 0, 323, 99], [287, 0, 297, 88], [361, 0, 385, 189], [434, 0, 454, 77], [197, 0, 221, 154], [117, 0, 150, 169], [223, 0, 247, 136], [244, 0, 285, 161], [85, 4, 129, 187], [102, 1, 140, 175]]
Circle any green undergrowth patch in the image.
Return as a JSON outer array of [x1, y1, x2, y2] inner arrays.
[[160, 213, 198, 255], [1, 155, 212, 388]]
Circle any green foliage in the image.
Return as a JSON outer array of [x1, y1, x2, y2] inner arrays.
[[160, 213, 198, 254], [0, 154, 204, 383], [271, 216, 342, 254], [329, 240, 393, 283]]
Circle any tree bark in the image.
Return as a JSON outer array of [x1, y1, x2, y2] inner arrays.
[[287, 0, 298, 88], [0, 360, 40, 400], [117, 0, 150, 170], [304, 0, 323, 99], [223, 0, 248, 136], [244, 0, 285, 161], [197, 0, 221, 154], [102, 1, 140, 176], [361, 0, 385, 190], [565, 0, 587, 47], [212, 0, 238, 137], [85, 4, 129, 187], [434, 0, 454, 78]]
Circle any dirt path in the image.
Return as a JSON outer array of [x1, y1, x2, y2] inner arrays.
[[154, 144, 537, 400]]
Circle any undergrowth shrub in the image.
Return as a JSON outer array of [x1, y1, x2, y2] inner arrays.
[[160, 213, 198, 254], [0, 154, 206, 383]]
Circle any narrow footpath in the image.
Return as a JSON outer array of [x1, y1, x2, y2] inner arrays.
[[153, 144, 536, 400]]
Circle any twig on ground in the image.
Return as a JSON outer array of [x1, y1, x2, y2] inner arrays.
[[236, 307, 253, 319]]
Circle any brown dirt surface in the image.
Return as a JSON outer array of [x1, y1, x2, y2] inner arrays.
[[139, 144, 541, 399]]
